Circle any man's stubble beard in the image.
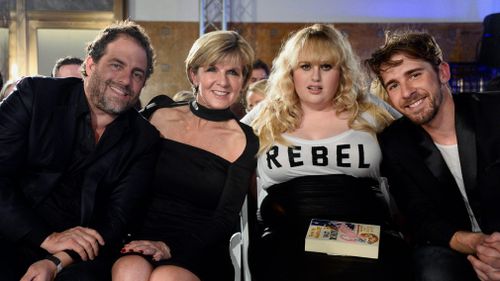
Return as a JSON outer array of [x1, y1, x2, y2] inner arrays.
[[87, 68, 139, 115]]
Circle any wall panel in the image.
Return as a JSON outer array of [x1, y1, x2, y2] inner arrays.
[[139, 21, 483, 105]]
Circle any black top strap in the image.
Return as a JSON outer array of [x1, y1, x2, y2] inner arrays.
[[140, 95, 186, 120]]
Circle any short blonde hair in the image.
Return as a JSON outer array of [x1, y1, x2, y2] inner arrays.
[[252, 24, 394, 154], [185, 30, 255, 94], [247, 78, 267, 95]]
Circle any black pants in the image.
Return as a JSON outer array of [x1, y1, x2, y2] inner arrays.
[[414, 245, 479, 281], [0, 239, 112, 281]]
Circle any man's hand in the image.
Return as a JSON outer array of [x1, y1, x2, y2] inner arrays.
[[20, 259, 57, 281], [122, 240, 171, 261], [467, 232, 500, 280], [41, 226, 105, 261], [477, 233, 500, 268], [450, 231, 487, 254], [468, 255, 500, 281]]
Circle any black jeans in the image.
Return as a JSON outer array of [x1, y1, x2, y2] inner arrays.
[[414, 245, 479, 281]]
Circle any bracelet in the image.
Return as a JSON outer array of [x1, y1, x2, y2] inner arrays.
[[45, 255, 63, 274]]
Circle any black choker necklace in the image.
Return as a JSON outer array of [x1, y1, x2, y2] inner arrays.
[[189, 100, 234, 122]]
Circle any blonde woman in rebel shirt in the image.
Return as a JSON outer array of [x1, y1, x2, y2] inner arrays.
[[243, 24, 411, 281]]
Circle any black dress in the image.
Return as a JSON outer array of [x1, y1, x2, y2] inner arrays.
[[135, 101, 259, 281]]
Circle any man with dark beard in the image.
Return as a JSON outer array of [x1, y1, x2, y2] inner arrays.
[[367, 31, 500, 281], [0, 20, 159, 281]]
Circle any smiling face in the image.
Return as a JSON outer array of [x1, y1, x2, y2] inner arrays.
[[292, 54, 340, 110], [84, 34, 147, 116], [190, 57, 244, 110], [380, 53, 450, 125]]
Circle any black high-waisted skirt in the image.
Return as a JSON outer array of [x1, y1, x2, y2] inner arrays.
[[253, 174, 413, 281]]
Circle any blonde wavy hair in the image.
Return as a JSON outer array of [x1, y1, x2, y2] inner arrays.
[[252, 24, 394, 154]]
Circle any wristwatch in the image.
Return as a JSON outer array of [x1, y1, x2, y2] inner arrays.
[[45, 255, 63, 273]]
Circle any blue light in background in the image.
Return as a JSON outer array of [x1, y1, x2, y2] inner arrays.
[[326, 0, 500, 22]]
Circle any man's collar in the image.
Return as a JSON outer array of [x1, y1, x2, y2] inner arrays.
[[76, 88, 90, 117]]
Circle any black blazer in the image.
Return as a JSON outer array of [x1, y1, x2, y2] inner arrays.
[[378, 93, 500, 246], [0, 77, 159, 251]]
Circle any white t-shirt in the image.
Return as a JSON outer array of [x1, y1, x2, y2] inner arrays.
[[435, 143, 481, 232], [257, 130, 381, 190], [241, 94, 396, 206], [254, 127, 381, 206]]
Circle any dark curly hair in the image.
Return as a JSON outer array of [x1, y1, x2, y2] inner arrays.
[[82, 20, 155, 79], [366, 31, 443, 84]]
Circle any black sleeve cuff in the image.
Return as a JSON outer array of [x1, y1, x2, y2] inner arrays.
[[63, 249, 82, 262], [22, 228, 52, 249]]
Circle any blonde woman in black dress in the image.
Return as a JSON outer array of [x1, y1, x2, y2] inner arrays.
[[112, 31, 258, 281]]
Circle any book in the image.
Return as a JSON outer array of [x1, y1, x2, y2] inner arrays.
[[305, 218, 380, 259]]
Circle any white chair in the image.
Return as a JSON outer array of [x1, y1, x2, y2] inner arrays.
[[229, 196, 252, 281], [229, 232, 242, 281]]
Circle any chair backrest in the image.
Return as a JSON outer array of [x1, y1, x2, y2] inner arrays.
[[240, 197, 252, 281], [229, 196, 252, 281], [479, 13, 500, 67], [229, 232, 242, 281]]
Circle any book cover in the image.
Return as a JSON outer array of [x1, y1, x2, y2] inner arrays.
[[305, 218, 380, 259]]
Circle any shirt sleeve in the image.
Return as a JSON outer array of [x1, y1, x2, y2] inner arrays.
[[0, 78, 53, 246]]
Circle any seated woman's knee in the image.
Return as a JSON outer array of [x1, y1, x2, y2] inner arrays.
[[112, 255, 153, 281], [150, 265, 200, 281]]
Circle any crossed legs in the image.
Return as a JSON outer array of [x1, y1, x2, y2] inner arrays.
[[112, 255, 200, 281]]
